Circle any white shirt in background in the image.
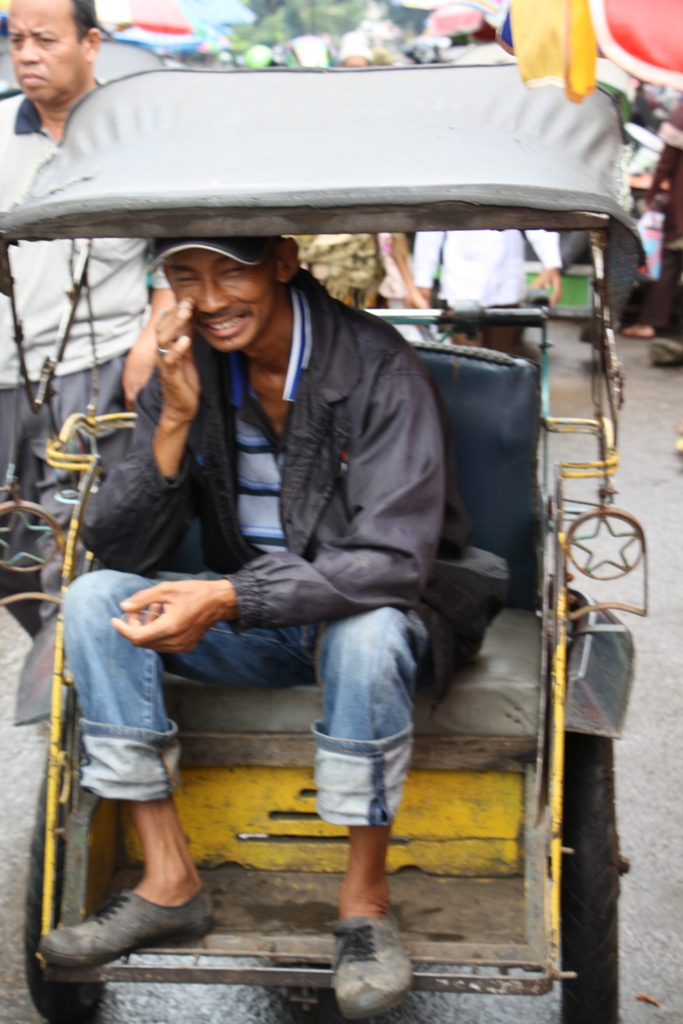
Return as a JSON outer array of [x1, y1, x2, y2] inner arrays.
[[0, 93, 167, 387], [413, 229, 562, 308]]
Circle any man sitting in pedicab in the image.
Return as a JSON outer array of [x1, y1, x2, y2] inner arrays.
[[38, 236, 503, 1020]]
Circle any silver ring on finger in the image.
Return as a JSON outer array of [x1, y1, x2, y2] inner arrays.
[[157, 345, 171, 356]]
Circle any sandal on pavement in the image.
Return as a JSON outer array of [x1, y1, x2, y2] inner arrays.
[[620, 323, 656, 339], [38, 887, 212, 968], [333, 913, 412, 1020]]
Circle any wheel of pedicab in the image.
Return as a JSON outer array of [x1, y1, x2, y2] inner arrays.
[[561, 732, 620, 1024], [25, 777, 102, 1023]]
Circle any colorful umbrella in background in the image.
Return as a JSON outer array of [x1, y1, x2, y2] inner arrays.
[[589, 0, 683, 92], [102, 0, 257, 55], [112, 26, 209, 52], [426, 5, 484, 37], [399, 0, 505, 19], [181, 0, 255, 28], [98, 0, 253, 33], [96, 0, 194, 33]]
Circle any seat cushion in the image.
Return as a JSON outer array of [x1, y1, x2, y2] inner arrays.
[[413, 608, 541, 737], [164, 609, 541, 741]]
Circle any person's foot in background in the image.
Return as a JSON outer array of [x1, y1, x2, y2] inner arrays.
[[621, 323, 656, 338]]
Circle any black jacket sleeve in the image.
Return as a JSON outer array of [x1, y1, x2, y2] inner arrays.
[[227, 357, 446, 629], [82, 373, 195, 574]]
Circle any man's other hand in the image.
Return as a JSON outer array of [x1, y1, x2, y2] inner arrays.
[[123, 287, 175, 410], [529, 267, 563, 307], [112, 578, 238, 652], [406, 286, 430, 310]]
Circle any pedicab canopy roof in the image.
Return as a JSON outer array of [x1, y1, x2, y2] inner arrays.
[[0, 63, 640, 303]]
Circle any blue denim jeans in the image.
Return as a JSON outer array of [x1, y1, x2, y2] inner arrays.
[[63, 570, 429, 827]]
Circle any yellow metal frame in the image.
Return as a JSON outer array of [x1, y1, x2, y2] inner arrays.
[[543, 356, 622, 973], [41, 413, 135, 937], [547, 451, 647, 975], [548, 577, 567, 971], [545, 415, 619, 481]]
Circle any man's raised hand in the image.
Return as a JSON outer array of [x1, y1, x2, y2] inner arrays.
[[155, 298, 201, 425], [152, 299, 202, 477]]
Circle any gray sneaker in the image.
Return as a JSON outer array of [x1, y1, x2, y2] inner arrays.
[[333, 914, 412, 1020], [38, 888, 212, 968]]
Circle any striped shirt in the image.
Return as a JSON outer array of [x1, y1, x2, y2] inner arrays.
[[229, 287, 312, 553]]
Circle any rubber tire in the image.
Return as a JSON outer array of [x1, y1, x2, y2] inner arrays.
[[561, 732, 620, 1024], [25, 779, 102, 1024]]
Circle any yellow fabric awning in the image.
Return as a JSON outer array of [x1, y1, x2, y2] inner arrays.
[[508, 0, 597, 104]]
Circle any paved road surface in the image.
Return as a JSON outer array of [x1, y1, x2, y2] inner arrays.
[[0, 322, 681, 1023]]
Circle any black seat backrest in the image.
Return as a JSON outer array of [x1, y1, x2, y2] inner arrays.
[[415, 344, 540, 611]]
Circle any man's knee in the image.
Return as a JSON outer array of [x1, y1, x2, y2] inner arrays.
[[65, 570, 135, 616], [319, 607, 427, 688], [325, 606, 415, 652], [63, 570, 146, 646]]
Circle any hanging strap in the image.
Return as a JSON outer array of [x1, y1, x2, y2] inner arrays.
[[2, 238, 92, 416]]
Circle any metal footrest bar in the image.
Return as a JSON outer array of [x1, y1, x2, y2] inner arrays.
[[46, 962, 553, 995]]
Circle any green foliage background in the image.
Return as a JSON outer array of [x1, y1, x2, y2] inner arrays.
[[233, 0, 365, 51]]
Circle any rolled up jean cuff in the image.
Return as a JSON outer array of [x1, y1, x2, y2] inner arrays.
[[312, 721, 413, 827], [80, 718, 181, 802]]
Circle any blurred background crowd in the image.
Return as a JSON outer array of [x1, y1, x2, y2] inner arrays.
[[2, 0, 563, 73]]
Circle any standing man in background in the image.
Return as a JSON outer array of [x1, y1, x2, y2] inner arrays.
[[413, 229, 563, 353], [0, 0, 173, 717]]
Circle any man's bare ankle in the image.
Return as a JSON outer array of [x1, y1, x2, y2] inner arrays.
[[134, 873, 201, 907], [339, 884, 389, 920]]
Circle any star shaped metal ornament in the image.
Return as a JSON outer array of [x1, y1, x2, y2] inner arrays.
[[0, 509, 58, 571], [569, 514, 643, 580]]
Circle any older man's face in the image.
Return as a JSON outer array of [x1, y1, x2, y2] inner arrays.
[[9, 0, 99, 108], [164, 239, 299, 354]]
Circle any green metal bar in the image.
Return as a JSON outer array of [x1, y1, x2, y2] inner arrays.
[[368, 306, 548, 330]]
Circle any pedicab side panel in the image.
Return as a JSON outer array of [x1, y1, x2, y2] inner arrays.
[[565, 605, 635, 737], [117, 766, 524, 876]]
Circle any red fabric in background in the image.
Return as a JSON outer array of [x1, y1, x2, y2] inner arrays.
[[129, 0, 194, 34], [605, 0, 683, 75]]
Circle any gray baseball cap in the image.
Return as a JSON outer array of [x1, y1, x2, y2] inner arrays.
[[151, 236, 273, 272]]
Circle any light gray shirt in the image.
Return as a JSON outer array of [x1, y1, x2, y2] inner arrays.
[[0, 93, 165, 387]]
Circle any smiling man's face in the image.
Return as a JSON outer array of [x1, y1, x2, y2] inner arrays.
[[163, 238, 299, 354], [9, 0, 98, 110]]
